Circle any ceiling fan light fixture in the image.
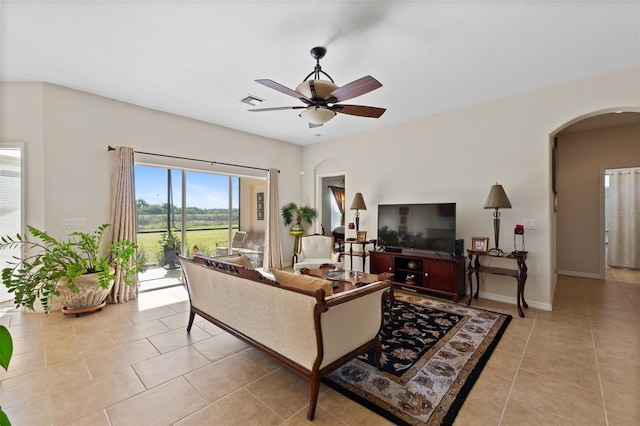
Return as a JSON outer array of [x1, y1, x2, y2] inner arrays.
[[295, 79, 338, 100], [299, 106, 336, 124]]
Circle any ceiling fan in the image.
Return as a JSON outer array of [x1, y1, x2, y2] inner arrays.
[[248, 46, 386, 128]]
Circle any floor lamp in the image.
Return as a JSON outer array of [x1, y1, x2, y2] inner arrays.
[[484, 183, 511, 255]]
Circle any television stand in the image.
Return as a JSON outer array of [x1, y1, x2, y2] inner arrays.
[[369, 250, 465, 301]]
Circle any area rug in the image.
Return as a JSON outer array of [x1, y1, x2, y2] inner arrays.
[[323, 291, 511, 425]]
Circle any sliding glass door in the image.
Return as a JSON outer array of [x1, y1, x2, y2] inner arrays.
[[135, 164, 240, 254]]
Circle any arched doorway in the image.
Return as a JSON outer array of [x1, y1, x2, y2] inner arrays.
[[552, 109, 640, 281]]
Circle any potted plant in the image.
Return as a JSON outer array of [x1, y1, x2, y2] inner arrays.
[[0, 223, 141, 315], [281, 202, 319, 253], [159, 228, 181, 269], [0, 324, 12, 424]]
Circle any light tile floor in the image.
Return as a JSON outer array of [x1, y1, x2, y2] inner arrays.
[[0, 268, 638, 425]]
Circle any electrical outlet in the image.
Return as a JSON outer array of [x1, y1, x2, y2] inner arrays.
[[62, 218, 86, 229], [524, 219, 536, 230]]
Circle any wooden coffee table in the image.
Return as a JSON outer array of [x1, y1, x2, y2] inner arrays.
[[301, 265, 395, 317]]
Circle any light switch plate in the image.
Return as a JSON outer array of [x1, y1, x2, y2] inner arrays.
[[62, 218, 86, 229], [524, 219, 536, 229]]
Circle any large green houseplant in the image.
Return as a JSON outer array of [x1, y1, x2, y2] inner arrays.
[[281, 202, 319, 253], [0, 223, 141, 315]]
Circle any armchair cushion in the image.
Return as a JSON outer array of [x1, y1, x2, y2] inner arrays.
[[272, 269, 334, 296]]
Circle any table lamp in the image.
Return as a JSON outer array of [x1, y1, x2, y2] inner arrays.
[[350, 192, 367, 232], [484, 183, 511, 255]]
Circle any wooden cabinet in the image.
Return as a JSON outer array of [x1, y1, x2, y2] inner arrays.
[[370, 251, 465, 301]]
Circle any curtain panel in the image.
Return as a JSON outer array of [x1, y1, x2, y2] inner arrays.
[[329, 185, 345, 225], [264, 168, 283, 271], [607, 168, 640, 269], [107, 146, 139, 303]]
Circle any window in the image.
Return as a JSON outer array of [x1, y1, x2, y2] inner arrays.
[[0, 146, 22, 302]]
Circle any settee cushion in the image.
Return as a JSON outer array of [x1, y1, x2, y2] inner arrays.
[[272, 269, 333, 296]]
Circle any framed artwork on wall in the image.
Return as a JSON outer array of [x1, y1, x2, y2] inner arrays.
[[257, 192, 264, 221]]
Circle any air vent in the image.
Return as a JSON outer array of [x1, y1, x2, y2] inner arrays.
[[240, 95, 264, 106]]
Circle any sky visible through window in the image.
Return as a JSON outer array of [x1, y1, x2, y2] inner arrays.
[[135, 165, 238, 209]]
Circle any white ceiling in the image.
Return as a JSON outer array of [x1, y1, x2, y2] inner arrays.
[[2, 1, 639, 145]]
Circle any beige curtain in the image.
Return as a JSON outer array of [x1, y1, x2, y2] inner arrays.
[[263, 168, 283, 271], [607, 168, 640, 269], [107, 146, 139, 303], [329, 185, 345, 225]]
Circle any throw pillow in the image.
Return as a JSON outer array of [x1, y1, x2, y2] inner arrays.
[[215, 254, 254, 269], [272, 269, 333, 296]]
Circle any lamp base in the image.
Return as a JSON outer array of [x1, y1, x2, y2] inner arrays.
[[488, 247, 506, 256]]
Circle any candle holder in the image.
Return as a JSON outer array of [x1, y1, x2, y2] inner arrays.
[[514, 224, 525, 253]]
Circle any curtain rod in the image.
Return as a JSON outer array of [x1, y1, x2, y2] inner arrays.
[[107, 145, 278, 173]]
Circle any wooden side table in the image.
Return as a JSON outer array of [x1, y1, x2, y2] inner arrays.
[[342, 240, 376, 272], [466, 250, 529, 317]]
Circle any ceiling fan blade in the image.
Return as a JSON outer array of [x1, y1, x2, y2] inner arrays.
[[248, 106, 307, 112], [255, 79, 312, 103], [328, 76, 382, 102], [333, 104, 386, 118]]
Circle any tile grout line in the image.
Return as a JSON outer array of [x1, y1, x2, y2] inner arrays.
[[497, 314, 536, 425], [590, 321, 610, 426]]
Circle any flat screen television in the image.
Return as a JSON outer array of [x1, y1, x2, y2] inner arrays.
[[377, 203, 456, 255]]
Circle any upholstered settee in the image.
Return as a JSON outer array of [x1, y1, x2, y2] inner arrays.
[[177, 253, 392, 421]]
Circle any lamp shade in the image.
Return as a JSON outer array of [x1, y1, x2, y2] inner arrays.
[[484, 183, 512, 209], [299, 106, 336, 125], [350, 192, 367, 211]]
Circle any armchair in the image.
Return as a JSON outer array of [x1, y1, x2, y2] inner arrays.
[[216, 231, 247, 255], [293, 234, 342, 272]]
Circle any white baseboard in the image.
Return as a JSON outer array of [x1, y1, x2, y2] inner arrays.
[[557, 270, 601, 279], [478, 291, 553, 312]]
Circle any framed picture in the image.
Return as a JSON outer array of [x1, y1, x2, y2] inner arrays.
[[356, 231, 367, 242], [399, 207, 408, 215], [471, 237, 489, 252], [400, 216, 407, 225], [256, 192, 264, 221]]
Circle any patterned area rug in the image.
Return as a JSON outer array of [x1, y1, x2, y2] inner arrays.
[[324, 291, 511, 425]]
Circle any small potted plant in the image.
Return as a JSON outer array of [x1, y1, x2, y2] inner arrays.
[[159, 228, 181, 269], [0, 224, 141, 315], [281, 202, 319, 253]]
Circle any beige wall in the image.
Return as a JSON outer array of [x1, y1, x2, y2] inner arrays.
[[302, 66, 640, 310], [240, 177, 266, 233], [1, 82, 302, 255], [1, 82, 46, 229], [556, 123, 640, 277]]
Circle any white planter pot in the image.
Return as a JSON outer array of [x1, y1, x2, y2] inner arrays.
[[55, 272, 114, 311]]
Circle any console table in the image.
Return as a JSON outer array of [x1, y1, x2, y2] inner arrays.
[[466, 250, 529, 317]]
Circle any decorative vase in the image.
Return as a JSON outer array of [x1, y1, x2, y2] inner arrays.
[[407, 260, 419, 270], [289, 224, 305, 254], [55, 272, 114, 315]]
